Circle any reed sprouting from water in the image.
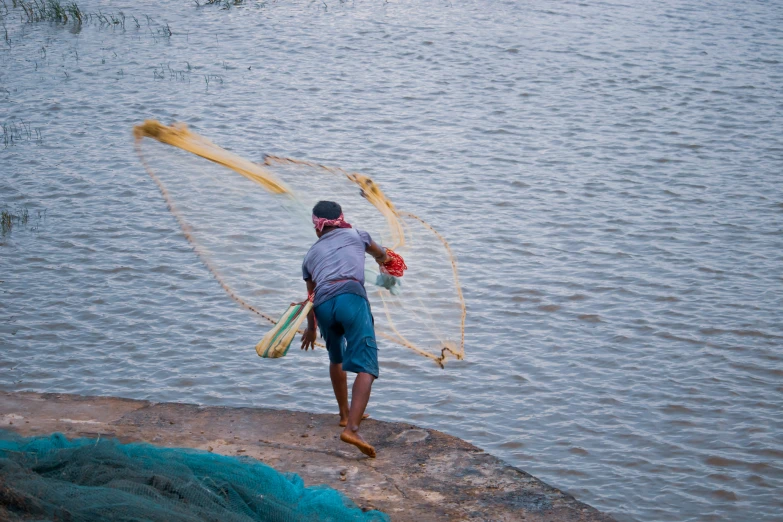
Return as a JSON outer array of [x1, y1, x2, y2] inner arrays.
[[2, 0, 176, 47], [1, 208, 33, 235], [2, 120, 42, 148], [195, 0, 245, 8], [1, 2, 10, 46], [0, 211, 13, 235], [17, 0, 82, 24], [14, 1, 132, 29]]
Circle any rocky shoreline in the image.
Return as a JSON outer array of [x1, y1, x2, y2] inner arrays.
[[0, 392, 614, 521]]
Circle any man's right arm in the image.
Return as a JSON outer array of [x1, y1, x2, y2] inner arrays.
[[366, 240, 389, 266]]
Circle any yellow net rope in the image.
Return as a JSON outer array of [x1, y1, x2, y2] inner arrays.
[[133, 120, 465, 367]]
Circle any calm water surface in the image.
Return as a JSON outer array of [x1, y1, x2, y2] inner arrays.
[[1, 1, 782, 520]]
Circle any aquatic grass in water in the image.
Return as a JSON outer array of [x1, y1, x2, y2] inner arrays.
[[1, 4, 10, 46], [0, 208, 45, 236], [203, 74, 223, 90], [2, 120, 42, 148], [14, 0, 129, 29], [17, 0, 81, 24], [1, 208, 27, 235], [0, 211, 13, 235], [2, 1, 176, 53], [195, 0, 245, 9]]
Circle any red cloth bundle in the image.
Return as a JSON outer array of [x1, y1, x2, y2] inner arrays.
[[381, 249, 407, 277]]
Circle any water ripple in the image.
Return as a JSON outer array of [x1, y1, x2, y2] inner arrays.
[[2, 0, 783, 521]]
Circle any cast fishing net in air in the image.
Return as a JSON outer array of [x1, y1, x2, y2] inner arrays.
[[133, 121, 465, 367], [0, 430, 388, 521]]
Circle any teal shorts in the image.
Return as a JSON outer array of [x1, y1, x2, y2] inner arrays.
[[314, 293, 379, 379]]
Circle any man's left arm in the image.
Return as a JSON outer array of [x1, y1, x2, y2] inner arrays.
[[301, 278, 317, 351]]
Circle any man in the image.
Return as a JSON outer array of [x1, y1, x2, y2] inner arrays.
[[300, 200, 389, 458]]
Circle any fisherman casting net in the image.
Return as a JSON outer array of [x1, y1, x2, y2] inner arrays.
[[134, 121, 465, 367]]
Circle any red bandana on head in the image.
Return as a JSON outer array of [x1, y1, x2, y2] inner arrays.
[[312, 212, 352, 232]]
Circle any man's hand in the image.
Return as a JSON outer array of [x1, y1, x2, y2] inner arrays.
[[301, 327, 317, 351]]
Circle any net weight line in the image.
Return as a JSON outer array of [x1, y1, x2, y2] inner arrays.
[[134, 139, 283, 323]]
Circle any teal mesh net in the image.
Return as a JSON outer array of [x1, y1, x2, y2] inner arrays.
[[0, 430, 388, 522]]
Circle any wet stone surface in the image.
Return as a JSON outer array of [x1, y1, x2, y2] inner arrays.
[[0, 392, 613, 521]]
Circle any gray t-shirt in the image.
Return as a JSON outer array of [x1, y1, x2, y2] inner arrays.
[[302, 228, 374, 307]]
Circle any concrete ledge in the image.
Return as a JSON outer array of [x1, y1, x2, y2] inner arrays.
[[0, 392, 614, 521]]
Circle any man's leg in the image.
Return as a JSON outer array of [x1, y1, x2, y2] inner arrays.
[[334, 294, 379, 457], [329, 363, 350, 424], [316, 299, 354, 426], [340, 372, 376, 457]]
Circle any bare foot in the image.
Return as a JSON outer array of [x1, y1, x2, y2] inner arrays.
[[339, 413, 370, 427], [340, 430, 376, 458]]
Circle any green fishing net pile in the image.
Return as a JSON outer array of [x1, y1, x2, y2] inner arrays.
[[0, 430, 388, 522]]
